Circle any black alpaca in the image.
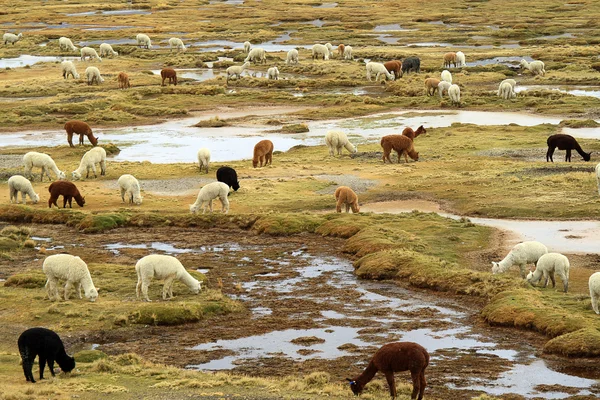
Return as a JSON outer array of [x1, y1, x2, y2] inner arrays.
[[216, 166, 240, 191], [18, 327, 75, 383], [546, 134, 592, 162]]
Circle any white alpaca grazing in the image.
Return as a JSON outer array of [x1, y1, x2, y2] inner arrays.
[[455, 51, 466, 67], [43, 254, 98, 302], [23, 152, 66, 182], [312, 44, 330, 60], [267, 66, 279, 80], [168, 37, 186, 52], [136, 33, 152, 49], [118, 174, 143, 205], [441, 69, 452, 83], [61, 61, 79, 79], [80, 46, 102, 62], [244, 47, 266, 64], [85, 66, 104, 85], [135, 254, 202, 302], [325, 43, 334, 59], [325, 131, 357, 156], [526, 253, 570, 292], [197, 147, 211, 174], [343, 45, 353, 60], [8, 175, 39, 204], [366, 62, 394, 82], [3, 32, 22, 45], [58, 37, 77, 52], [492, 241, 548, 278], [497, 80, 516, 99], [589, 272, 600, 314], [286, 49, 299, 65], [520, 59, 545, 76], [72, 147, 107, 180], [448, 84, 461, 105], [438, 81, 451, 98], [190, 182, 230, 214], [244, 41, 251, 53], [99, 43, 118, 57]]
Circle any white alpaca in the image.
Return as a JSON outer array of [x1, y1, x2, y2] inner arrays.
[[244, 47, 266, 64], [61, 61, 79, 79], [596, 162, 600, 196], [72, 147, 107, 180], [99, 43, 118, 57], [455, 51, 466, 67], [118, 174, 143, 205], [366, 62, 394, 82], [135, 254, 202, 302], [325, 131, 357, 156], [343, 45, 353, 60], [448, 84, 461, 105], [136, 33, 152, 49], [23, 152, 66, 182], [85, 66, 104, 85], [58, 37, 77, 52], [244, 41, 251, 53], [497, 80, 516, 99], [520, 59, 545, 76], [325, 42, 334, 59], [285, 49, 299, 65], [312, 44, 329, 60], [441, 69, 452, 83], [267, 66, 279, 80], [168, 37, 186, 52], [226, 62, 250, 82], [80, 46, 102, 62], [197, 147, 211, 174], [492, 241, 548, 278], [526, 253, 570, 292], [3, 32, 22, 45], [8, 175, 39, 204], [589, 272, 600, 314], [438, 81, 451, 98], [190, 182, 230, 214], [43, 254, 98, 302]]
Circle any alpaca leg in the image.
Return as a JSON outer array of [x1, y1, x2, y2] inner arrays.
[[558, 272, 568, 292], [47, 358, 56, 377], [384, 371, 397, 399], [336, 199, 342, 213], [518, 264, 527, 279], [21, 350, 35, 382], [79, 133, 84, 146], [220, 195, 229, 214], [91, 164, 97, 178], [208, 199, 214, 213], [418, 370, 427, 400], [410, 370, 421, 400], [267, 152, 272, 165], [136, 277, 142, 299], [121, 188, 126, 202], [396, 150, 401, 164], [345, 203, 350, 213], [566, 149, 572, 162], [142, 282, 151, 302], [64, 281, 74, 300], [76, 281, 82, 299], [38, 355, 46, 380], [21, 191, 27, 204], [62, 196, 67, 208], [591, 290, 599, 314], [68, 133, 74, 148], [68, 196, 73, 208], [546, 147, 555, 162], [549, 271, 556, 288], [162, 277, 175, 299]]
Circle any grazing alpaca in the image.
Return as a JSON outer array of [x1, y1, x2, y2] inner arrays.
[[337, 43, 345, 58], [335, 186, 359, 213], [401, 57, 420, 74], [252, 139, 274, 168], [443, 52, 457, 68], [381, 135, 419, 163], [216, 166, 240, 191], [18, 327, 75, 383], [384, 60, 403, 79], [546, 134, 592, 162], [402, 125, 426, 140], [118, 72, 131, 89], [64, 120, 98, 147], [161, 68, 177, 86], [424, 78, 441, 96], [325, 130, 357, 156], [48, 181, 85, 208], [348, 342, 429, 400]]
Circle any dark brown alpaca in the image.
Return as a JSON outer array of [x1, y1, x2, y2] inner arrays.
[[402, 125, 426, 140], [161, 68, 177, 86], [546, 134, 592, 162], [348, 342, 429, 400], [381, 135, 419, 163], [64, 120, 98, 147], [384, 60, 403, 79], [118, 72, 131, 89], [48, 181, 85, 208], [252, 139, 274, 168]]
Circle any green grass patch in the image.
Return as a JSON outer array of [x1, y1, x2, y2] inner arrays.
[[4, 271, 47, 289]]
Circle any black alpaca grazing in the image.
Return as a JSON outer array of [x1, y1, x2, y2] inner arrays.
[[348, 342, 429, 400], [216, 166, 240, 191], [18, 327, 75, 383], [546, 134, 592, 162]]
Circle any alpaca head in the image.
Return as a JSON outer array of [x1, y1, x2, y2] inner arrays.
[[58, 171, 66, 180], [232, 181, 240, 191], [72, 171, 82, 181], [33, 193, 40, 204], [526, 271, 535, 283], [415, 125, 427, 136], [76, 196, 86, 207], [86, 287, 98, 302], [584, 152, 592, 162], [491, 262, 500, 274], [58, 355, 76, 374], [346, 379, 364, 395]]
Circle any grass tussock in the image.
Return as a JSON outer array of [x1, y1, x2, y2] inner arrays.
[[4, 271, 47, 289], [194, 116, 229, 128]]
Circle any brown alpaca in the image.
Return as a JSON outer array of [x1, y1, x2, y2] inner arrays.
[[402, 125, 427, 140], [64, 120, 98, 147], [252, 139, 274, 168], [337, 44, 345, 58], [424, 78, 440, 96], [118, 72, 131, 89], [348, 342, 429, 400], [443, 52, 457, 68], [384, 60, 403, 79], [334, 186, 359, 213], [381, 135, 419, 163], [48, 181, 85, 208], [161, 68, 177, 86]]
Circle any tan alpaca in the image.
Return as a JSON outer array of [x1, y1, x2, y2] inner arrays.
[[424, 78, 441, 96], [380, 135, 419, 163], [252, 139, 274, 168], [335, 186, 359, 213]]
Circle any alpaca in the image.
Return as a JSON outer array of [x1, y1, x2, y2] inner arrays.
[[443, 52, 457, 68], [337, 43, 345, 58], [381, 135, 419, 163], [526, 253, 570, 293], [546, 134, 592, 162], [384, 60, 403, 79], [216, 166, 240, 191], [118, 72, 131, 89], [18, 328, 75, 383], [335, 186, 359, 213], [252, 139, 274, 168], [402, 125, 426, 140], [135, 254, 202, 301], [348, 342, 429, 400], [325, 130, 357, 156], [492, 241, 548, 278], [424, 78, 441, 96], [161, 68, 177, 86], [64, 120, 98, 147], [48, 181, 85, 208]]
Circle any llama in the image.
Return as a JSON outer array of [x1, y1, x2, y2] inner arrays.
[[402, 125, 426, 140], [381, 135, 419, 163], [335, 186, 359, 213], [546, 134, 592, 162], [161, 68, 177, 86], [348, 342, 429, 400], [253, 139, 274, 168], [18, 328, 75, 383], [135, 254, 202, 301], [64, 120, 98, 147], [48, 181, 85, 208]]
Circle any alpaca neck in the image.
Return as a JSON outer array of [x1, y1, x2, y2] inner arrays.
[[178, 269, 199, 290], [573, 143, 589, 159], [354, 361, 379, 387], [344, 142, 356, 152], [498, 253, 515, 271]]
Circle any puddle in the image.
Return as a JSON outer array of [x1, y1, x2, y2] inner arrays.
[[303, 19, 325, 27], [373, 24, 413, 32], [535, 33, 576, 40], [209, 0, 245, 4], [78, 38, 137, 46], [376, 34, 399, 44], [466, 55, 533, 67], [65, 9, 151, 16], [515, 85, 600, 100], [84, 26, 150, 31], [313, 2, 337, 7], [0, 55, 79, 69], [105, 241, 242, 255]]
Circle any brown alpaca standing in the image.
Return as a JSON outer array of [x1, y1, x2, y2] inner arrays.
[[118, 72, 131, 89], [48, 181, 85, 208], [424, 78, 441, 96], [348, 342, 429, 400], [381, 135, 419, 163], [337, 44, 345, 58], [335, 186, 359, 213], [384, 60, 403, 79], [252, 139, 274, 168], [64, 120, 98, 147], [161, 68, 177, 86], [443, 52, 457, 68], [402, 125, 426, 140]]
